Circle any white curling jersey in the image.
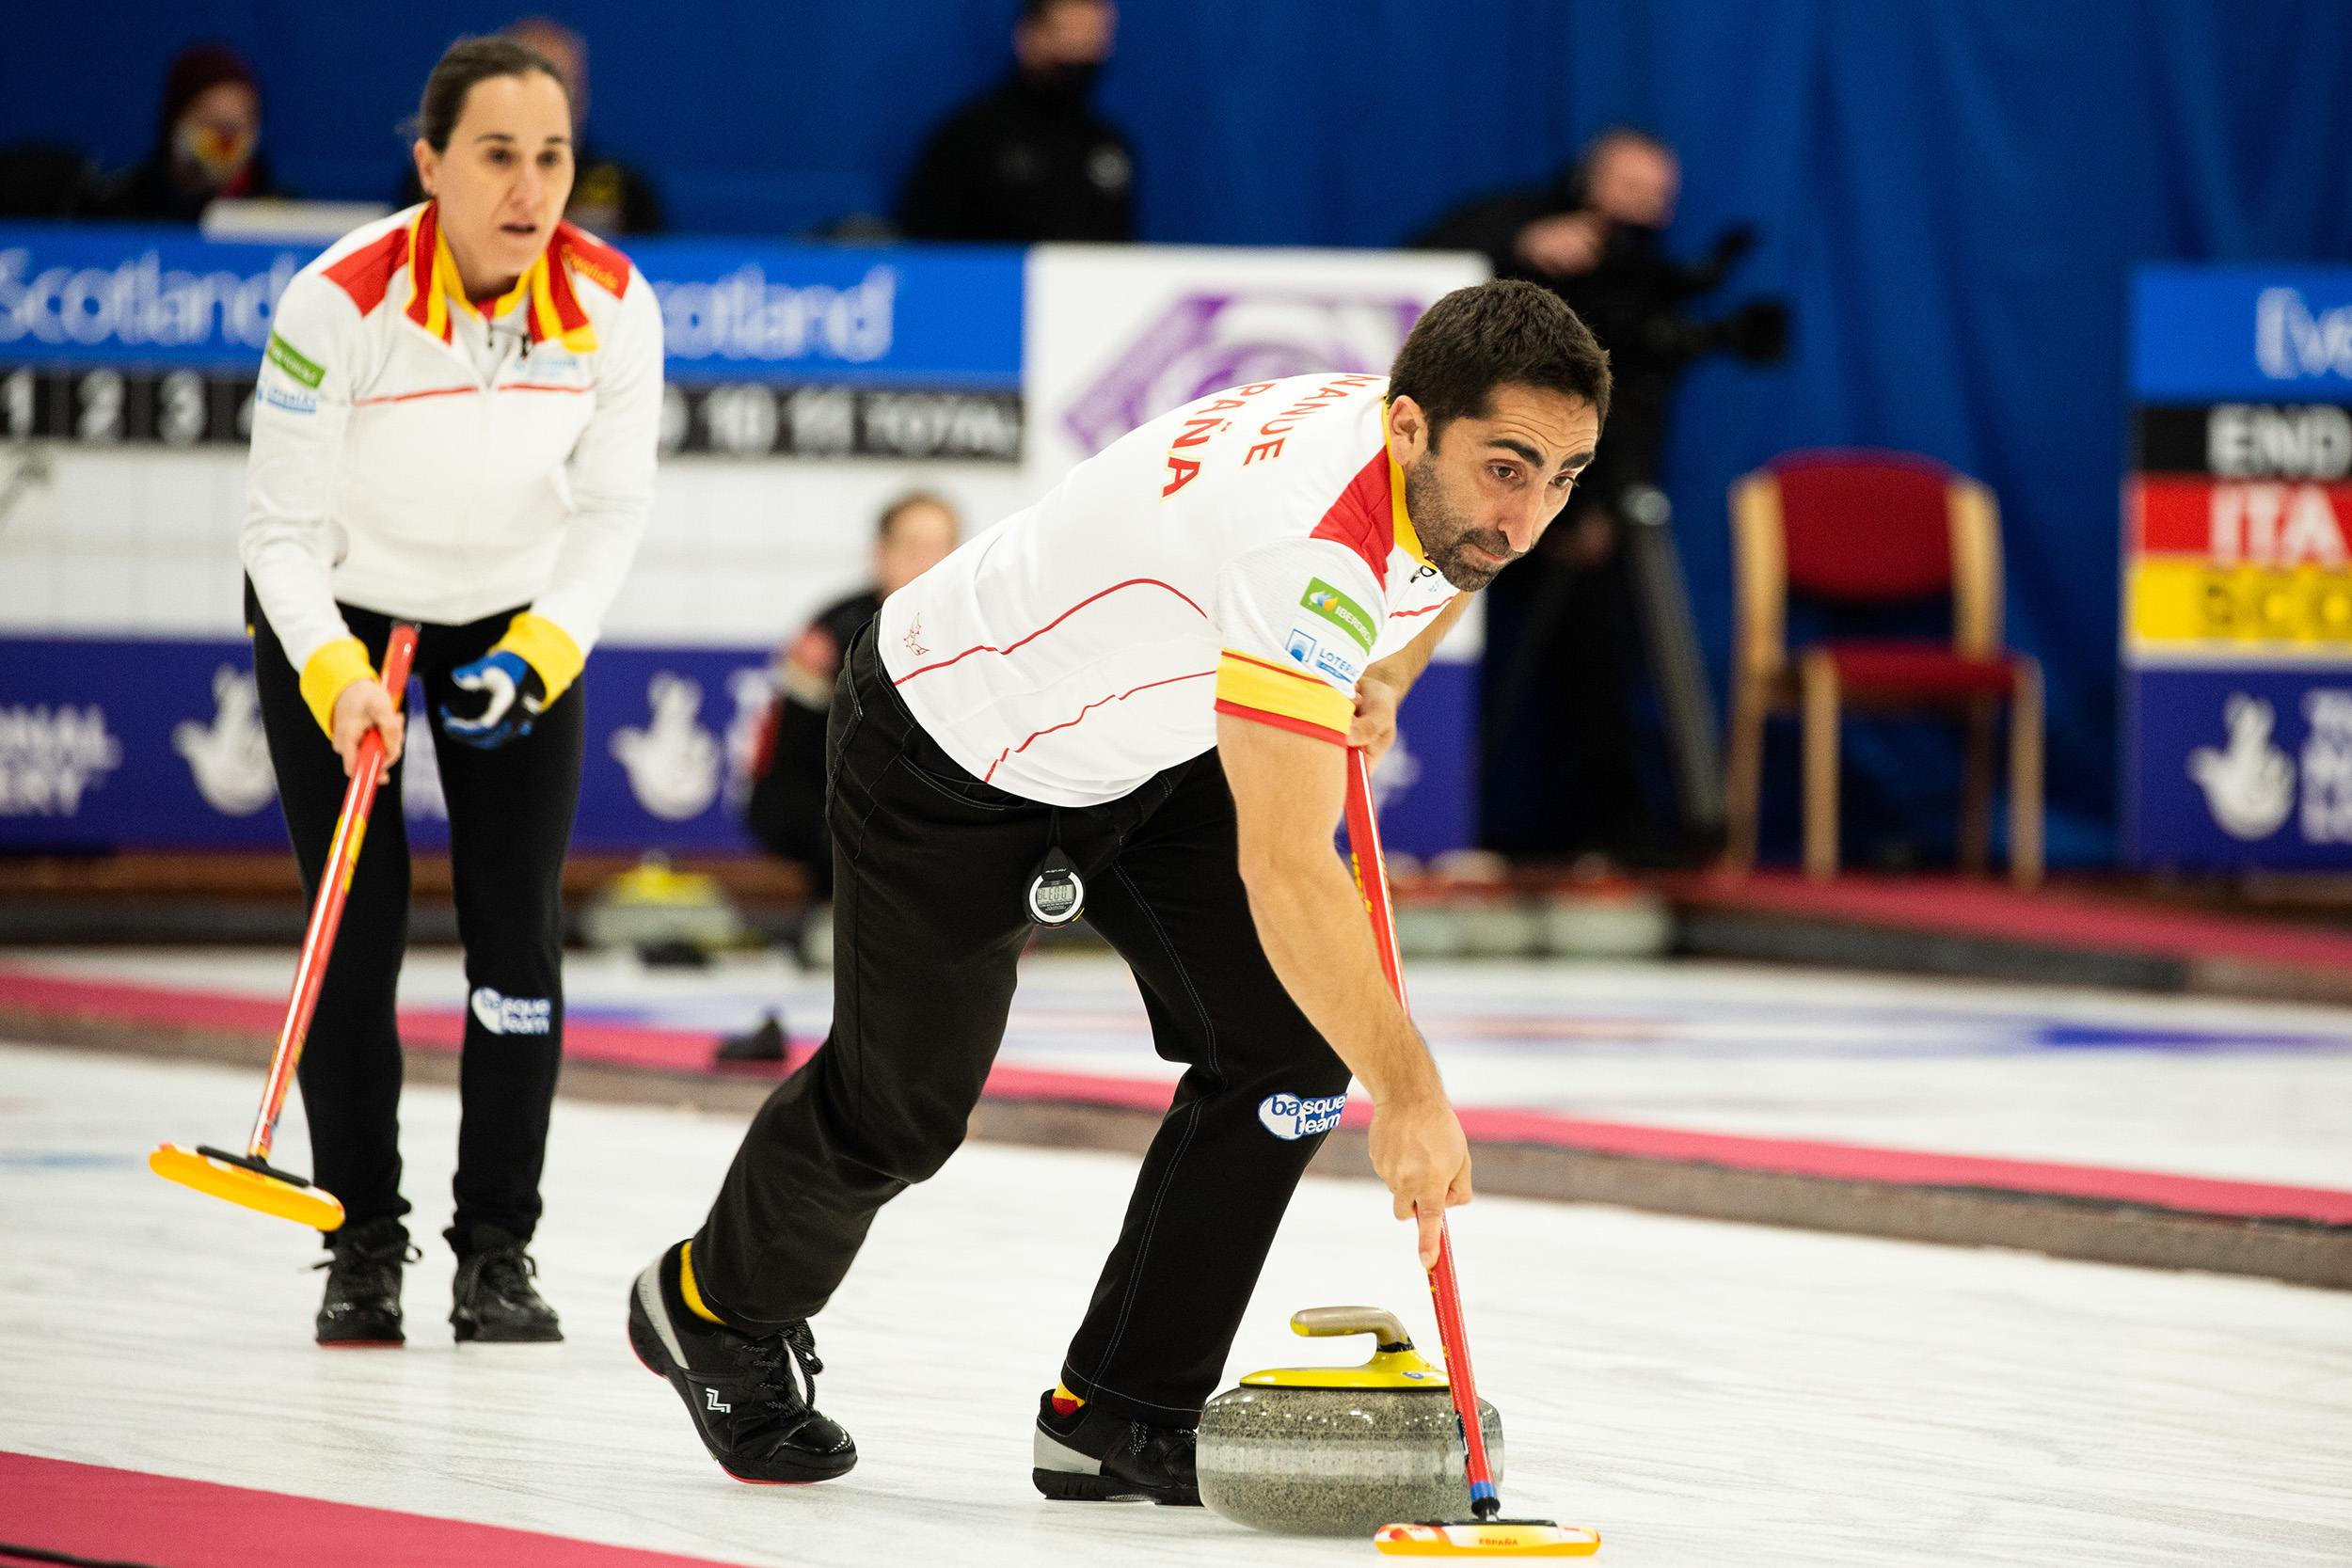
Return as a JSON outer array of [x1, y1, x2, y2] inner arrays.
[[878, 372, 1459, 807]]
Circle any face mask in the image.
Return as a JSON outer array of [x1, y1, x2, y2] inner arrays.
[[1027, 61, 1102, 100], [176, 119, 255, 183]]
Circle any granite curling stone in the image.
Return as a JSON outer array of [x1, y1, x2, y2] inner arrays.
[[1198, 1306, 1502, 1538]]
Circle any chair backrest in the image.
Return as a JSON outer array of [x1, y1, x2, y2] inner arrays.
[[1728, 449, 2004, 684]]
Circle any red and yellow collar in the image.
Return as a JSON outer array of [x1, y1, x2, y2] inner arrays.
[[403, 201, 597, 353], [1381, 404, 1430, 567]]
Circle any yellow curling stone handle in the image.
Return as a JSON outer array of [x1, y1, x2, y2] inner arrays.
[[1239, 1305, 1450, 1388]]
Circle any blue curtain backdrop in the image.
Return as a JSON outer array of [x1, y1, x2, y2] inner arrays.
[[8, 1, 2349, 863]]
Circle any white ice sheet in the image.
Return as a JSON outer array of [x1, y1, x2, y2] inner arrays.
[[2, 1043, 2349, 1566], [13, 948, 2352, 1186]]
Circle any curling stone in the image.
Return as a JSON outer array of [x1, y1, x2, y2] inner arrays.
[[1198, 1307, 1502, 1538]]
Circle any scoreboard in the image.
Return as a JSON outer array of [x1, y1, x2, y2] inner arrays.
[[2125, 265, 2352, 867]]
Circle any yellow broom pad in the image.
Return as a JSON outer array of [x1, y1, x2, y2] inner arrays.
[[150, 1145, 346, 1231], [1375, 1521, 1601, 1557]]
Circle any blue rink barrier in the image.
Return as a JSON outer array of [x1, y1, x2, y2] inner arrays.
[[0, 636, 1473, 862]]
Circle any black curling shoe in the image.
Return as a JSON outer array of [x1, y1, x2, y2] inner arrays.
[[1032, 1388, 1201, 1506], [628, 1241, 857, 1484], [314, 1217, 416, 1347], [450, 1225, 564, 1343]]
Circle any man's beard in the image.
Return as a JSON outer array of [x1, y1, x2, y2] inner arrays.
[[1406, 462, 1520, 592]]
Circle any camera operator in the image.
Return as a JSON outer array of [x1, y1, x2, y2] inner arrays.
[[1417, 128, 1785, 863]]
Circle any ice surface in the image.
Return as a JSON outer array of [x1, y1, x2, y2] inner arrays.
[[4, 1041, 2350, 1566]]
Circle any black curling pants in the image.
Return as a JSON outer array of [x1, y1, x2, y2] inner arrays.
[[247, 581, 584, 1251], [692, 625, 1353, 1426]]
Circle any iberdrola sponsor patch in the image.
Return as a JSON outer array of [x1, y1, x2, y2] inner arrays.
[[1300, 578, 1375, 653], [265, 331, 325, 389]]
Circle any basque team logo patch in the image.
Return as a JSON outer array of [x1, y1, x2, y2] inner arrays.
[[1258, 1092, 1347, 1140], [471, 987, 552, 1037]]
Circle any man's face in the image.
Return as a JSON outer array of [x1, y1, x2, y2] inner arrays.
[[1393, 387, 1601, 593], [1586, 140, 1679, 230], [1016, 0, 1116, 71]]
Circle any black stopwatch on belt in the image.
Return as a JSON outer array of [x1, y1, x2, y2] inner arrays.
[[1025, 839, 1086, 927], [1025, 846, 1085, 926]]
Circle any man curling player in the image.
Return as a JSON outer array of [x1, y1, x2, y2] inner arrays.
[[628, 279, 1610, 1497]]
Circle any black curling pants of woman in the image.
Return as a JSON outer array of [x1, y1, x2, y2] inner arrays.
[[246, 580, 584, 1251], [692, 624, 1355, 1427]]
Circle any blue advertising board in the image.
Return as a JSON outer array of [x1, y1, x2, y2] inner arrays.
[[0, 223, 1022, 388], [0, 634, 1472, 859], [2124, 665, 2352, 870], [0, 635, 782, 853], [2131, 264, 2352, 402], [2124, 262, 2352, 869]]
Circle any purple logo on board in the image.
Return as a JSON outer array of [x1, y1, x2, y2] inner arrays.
[[1061, 293, 1428, 456]]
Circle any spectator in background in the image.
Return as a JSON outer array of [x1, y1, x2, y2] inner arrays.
[[1418, 129, 1781, 864], [397, 17, 662, 233], [899, 0, 1132, 243], [719, 494, 961, 1063], [93, 43, 287, 222]]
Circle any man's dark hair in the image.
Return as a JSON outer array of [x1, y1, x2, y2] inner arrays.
[[1020, 0, 1101, 23], [1388, 278, 1613, 442], [414, 37, 568, 152]]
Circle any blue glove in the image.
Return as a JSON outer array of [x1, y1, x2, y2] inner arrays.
[[438, 649, 548, 750]]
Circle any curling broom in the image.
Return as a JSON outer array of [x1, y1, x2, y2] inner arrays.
[[150, 622, 420, 1231], [1344, 747, 1600, 1558]]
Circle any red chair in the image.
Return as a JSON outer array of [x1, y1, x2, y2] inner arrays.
[[1723, 450, 2043, 885]]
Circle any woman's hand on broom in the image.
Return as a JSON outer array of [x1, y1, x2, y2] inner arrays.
[[330, 679, 405, 781]]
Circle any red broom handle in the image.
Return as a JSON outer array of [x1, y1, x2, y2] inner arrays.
[[1344, 748, 1408, 1007], [1344, 749, 1500, 1516], [247, 624, 419, 1161]]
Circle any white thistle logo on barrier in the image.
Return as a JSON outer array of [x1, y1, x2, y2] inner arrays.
[[173, 666, 276, 816], [610, 673, 722, 821], [1258, 1092, 1347, 1142], [2186, 695, 2295, 841], [0, 704, 121, 816]]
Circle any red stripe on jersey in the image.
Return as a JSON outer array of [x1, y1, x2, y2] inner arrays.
[[555, 222, 634, 298], [1214, 698, 1348, 747], [1390, 600, 1449, 619], [981, 670, 1216, 783], [895, 578, 1209, 685], [352, 385, 474, 406], [322, 228, 409, 315], [1311, 450, 1393, 592]]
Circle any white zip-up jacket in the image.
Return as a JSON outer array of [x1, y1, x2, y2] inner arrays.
[[241, 202, 661, 727]]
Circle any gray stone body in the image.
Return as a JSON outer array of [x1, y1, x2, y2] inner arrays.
[[1196, 1385, 1503, 1538]]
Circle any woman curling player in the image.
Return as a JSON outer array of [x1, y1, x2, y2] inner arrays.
[[241, 37, 660, 1346]]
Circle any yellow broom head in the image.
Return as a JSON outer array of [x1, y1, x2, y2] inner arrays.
[[150, 1144, 345, 1231], [1375, 1520, 1602, 1557]]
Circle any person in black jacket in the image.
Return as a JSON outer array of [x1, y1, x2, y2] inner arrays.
[[898, 0, 1133, 242], [1418, 129, 1782, 863], [92, 42, 288, 222], [721, 494, 961, 1062]]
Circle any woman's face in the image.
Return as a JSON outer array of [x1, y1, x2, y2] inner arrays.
[[414, 71, 574, 292], [174, 81, 260, 185]]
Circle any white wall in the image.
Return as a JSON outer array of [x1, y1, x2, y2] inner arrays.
[[0, 444, 1045, 649]]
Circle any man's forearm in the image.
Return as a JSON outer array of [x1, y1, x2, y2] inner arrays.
[[1238, 835, 1442, 1108]]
